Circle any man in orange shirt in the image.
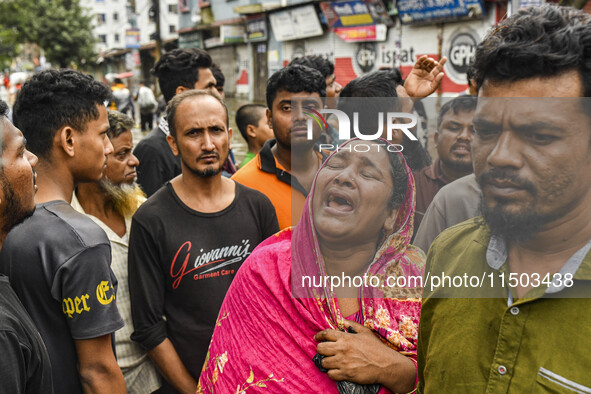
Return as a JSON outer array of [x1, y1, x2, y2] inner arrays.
[[232, 65, 326, 229]]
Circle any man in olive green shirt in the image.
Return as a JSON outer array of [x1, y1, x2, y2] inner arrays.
[[418, 5, 591, 393]]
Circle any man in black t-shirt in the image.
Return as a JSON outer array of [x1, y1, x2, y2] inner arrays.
[[0, 71, 126, 394], [129, 90, 279, 393], [0, 100, 52, 392]]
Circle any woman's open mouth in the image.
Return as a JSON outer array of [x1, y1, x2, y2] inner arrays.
[[325, 191, 354, 213]]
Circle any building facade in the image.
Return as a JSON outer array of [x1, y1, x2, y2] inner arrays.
[[176, 0, 509, 102]]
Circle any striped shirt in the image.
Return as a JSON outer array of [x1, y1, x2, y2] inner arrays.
[[71, 193, 161, 393]]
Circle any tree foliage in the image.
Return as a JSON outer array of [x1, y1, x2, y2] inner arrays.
[[0, 0, 97, 68]]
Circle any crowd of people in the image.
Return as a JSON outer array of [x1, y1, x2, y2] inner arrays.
[[0, 4, 590, 394]]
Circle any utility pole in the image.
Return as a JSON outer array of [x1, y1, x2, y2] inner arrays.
[[153, 0, 162, 61]]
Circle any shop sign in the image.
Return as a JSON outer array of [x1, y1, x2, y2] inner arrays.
[[334, 24, 387, 42], [246, 15, 267, 42], [397, 0, 485, 25], [269, 5, 323, 41]]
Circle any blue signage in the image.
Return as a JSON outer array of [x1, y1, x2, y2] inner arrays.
[[397, 0, 486, 25]]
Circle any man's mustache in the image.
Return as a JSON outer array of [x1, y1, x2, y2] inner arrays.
[[478, 168, 537, 195], [197, 152, 220, 160], [450, 141, 471, 152]]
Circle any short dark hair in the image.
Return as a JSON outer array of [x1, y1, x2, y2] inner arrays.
[[114, 78, 123, 84], [339, 70, 432, 171], [236, 104, 266, 143], [340, 70, 400, 100], [153, 48, 213, 103], [107, 110, 134, 140], [466, 65, 475, 86], [13, 69, 111, 160], [266, 65, 326, 110], [211, 64, 225, 88], [338, 71, 403, 141], [167, 89, 228, 138], [288, 56, 334, 79], [0, 100, 8, 119], [473, 4, 591, 97], [437, 96, 477, 132], [0, 100, 8, 155]]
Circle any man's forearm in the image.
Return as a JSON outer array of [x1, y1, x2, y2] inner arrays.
[[149, 338, 197, 394], [75, 335, 126, 394], [79, 360, 126, 394]]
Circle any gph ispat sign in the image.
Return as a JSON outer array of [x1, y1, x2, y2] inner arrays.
[[445, 28, 480, 84]]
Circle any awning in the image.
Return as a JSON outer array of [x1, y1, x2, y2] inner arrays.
[[102, 48, 131, 58], [178, 16, 245, 34]]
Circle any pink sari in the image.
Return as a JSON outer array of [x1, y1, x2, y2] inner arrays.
[[198, 141, 425, 393]]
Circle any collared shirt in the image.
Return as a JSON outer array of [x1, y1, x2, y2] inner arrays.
[[414, 173, 481, 254], [232, 139, 309, 230], [413, 159, 451, 235], [71, 194, 161, 394], [418, 219, 591, 393]]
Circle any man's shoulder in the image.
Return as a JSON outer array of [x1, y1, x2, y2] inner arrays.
[[6, 201, 108, 250], [430, 217, 489, 254], [232, 155, 277, 193], [429, 173, 481, 218], [234, 181, 275, 208], [44, 201, 109, 246], [134, 127, 166, 153], [436, 173, 479, 198], [132, 184, 174, 222], [232, 154, 263, 182], [414, 162, 435, 177]]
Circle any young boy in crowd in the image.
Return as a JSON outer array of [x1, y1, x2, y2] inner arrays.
[[235, 104, 274, 168]]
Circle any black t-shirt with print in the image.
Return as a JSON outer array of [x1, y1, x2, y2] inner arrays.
[[129, 181, 279, 390], [0, 201, 124, 394]]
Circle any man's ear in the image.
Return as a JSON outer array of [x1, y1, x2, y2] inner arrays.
[[166, 135, 179, 156], [175, 86, 189, 96], [382, 208, 399, 235], [227, 127, 233, 150], [58, 126, 76, 158], [433, 131, 439, 147], [246, 124, 257, 140], [266, 108, 273, 130]]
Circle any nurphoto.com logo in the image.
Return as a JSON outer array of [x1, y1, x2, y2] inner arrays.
[[303, 108, 418, 152]]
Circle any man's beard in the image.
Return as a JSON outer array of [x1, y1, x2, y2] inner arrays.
[[98, 179, 146, 218], [478, 168, 557, 243], [441, 156, 473, 174], [183, 151, 228, 178], [441, 143, 473, 174], [478, 197, 554, 243], [0, 177, 35, 235]]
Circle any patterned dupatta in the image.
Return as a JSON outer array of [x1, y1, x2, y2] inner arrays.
[[291, 138, 425, 354]]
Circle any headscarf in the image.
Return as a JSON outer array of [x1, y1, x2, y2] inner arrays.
[[291, 138, 425, 353]]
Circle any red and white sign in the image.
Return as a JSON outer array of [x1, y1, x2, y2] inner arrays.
[[334, 24, 387, 42]]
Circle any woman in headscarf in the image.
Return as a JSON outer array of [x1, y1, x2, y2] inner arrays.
[[198, 139, 425, 393]]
